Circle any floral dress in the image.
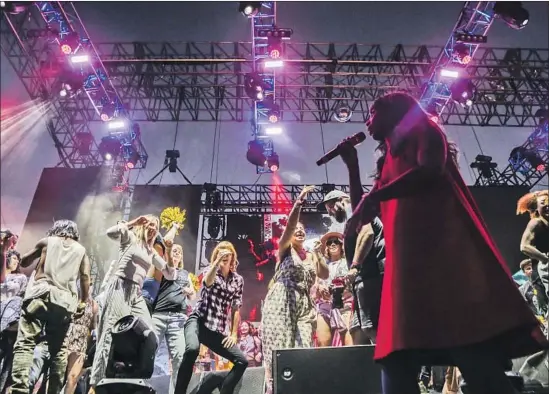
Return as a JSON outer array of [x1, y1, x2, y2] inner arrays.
[[64, 300, 94, 355], [261, 248, 316, 372]]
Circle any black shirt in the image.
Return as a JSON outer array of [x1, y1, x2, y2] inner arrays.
[[153, 268, 191, 314], [344, 216, 386, 280]]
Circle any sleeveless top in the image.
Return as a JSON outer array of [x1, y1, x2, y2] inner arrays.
[[25, 237, 85, 313], [273, 248, 316, 296]]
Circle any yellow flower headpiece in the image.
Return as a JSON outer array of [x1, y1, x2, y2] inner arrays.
[[160, 206, 186, 235]]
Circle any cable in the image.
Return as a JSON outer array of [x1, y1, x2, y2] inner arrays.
[[252, 173, 263, 186], [215, 122, 222, 184], [319, 122, 329, 183], [471, 126, 484, 155]]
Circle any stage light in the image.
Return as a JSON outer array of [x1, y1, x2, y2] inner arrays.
[[70, 54, 89, 64], [246, 140, 267, 167], [266, 153, 279, 172], [238, 1, 261, 16], [207, 216, 223, 238], [267, 103, 280, 123], [440, 69, 459, 78], [0, 1, 26, 14], [123, 146, 140, 169], [165, 149, 180, 173], [265, 126, 282, 135], [244, 73, 266, 101], [452, 43, 472, 65], [107, 119, 128, 131], [450, 79, 477, 108], [256, 27, 293, 39], [99, 136, 121, 161], [455, 33, 488, 44], [494, 2, 529, 30], [60, 32, 80, 55], [100, 102, 116, 122], [106, 315, 157, 379], [264, 60, 284, 68], [75, 132, 94, 155], [334, 105, 352, 123], [470, 155, 497, 178], [534, 108, 548, 126], [509, 146, 546, 172], [268, 36, 282, 59]]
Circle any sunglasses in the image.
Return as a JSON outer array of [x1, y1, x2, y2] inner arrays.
[[326, 239, 342, 246]]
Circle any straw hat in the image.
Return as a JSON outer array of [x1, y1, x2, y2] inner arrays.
[[320, 231, 344, 249]]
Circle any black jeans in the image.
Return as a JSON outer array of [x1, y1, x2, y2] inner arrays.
[[175, 316, 248, 394], [381, 345, 518, 394]]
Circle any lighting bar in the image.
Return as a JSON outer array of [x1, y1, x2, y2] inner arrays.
[[420, 2, 497, 117]]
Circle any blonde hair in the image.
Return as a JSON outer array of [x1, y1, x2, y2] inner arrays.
[[131, 214, 159, 247], [211, 241, 238, 272], [172, 244, 184, 269]]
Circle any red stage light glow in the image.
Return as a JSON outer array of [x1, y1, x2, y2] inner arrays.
[[268, 114, 278, 123], [61, 44, 72, 55], [461, 55, 472, 64], [269, 49, 280, 59], [536, 163, 545, 172]]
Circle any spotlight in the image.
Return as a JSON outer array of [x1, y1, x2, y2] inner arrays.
[[534, 108, 548, 126], [267, 103, 280, 123], [60, 32, 80, 55], [494, 2, 529, 30], [264, 126, 282, 135], [58, 72, 83, 98], [207, 216, 223, 238], [99, 135, 121, 161], [123, 146, 140, 169], [509, 146, 546, 172], [107, 119, 128, 131], [105, 315, 157, 379], [244, 73, 266, 101], [0, 1, 26, 14], [264, 60, 284, 69], [267, 36, 282, 59], [455, 33, 488, 44], [440, 69, 460, 78], [266, 152, 279, 172], [100, 102, 116, 122], [165, 149, 180, 173], [70, 54, 89, 64], [334, 105, 352, 123], [246, 140, 267, 167], [239, 2, 261, 16], [256, 28, 293, 39], [452, 43, 472, 65], [470, 155, 497, 178], [75, 132, 94, 155], [450, 79, 477, 108]]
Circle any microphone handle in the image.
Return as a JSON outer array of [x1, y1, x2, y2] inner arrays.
[[316, 132, 366, 166]]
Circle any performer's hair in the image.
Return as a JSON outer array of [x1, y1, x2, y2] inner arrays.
[[131, 214, 159, 247], [47, 219, 80, 241], [370, 92, 459, 180], [172, 243, 184, 269], [211, 241, 238, 272], [6, 249, 21, 273], [516, 190, 549, 219], [519, 258, 532, 271]]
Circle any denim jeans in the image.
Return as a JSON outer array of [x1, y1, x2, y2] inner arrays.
[[174, 316, 248, 394], [151, 312, 187, 394]]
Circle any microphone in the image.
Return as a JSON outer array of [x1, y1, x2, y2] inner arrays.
[[316, 132, 366, 166]]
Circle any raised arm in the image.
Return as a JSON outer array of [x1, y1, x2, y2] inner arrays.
[[20, 238, 48, 268], [151, 249, 176, 280], [520, 219, 549, 264], [278, 185, 316, 258]]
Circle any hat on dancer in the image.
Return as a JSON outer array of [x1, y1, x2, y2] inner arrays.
[[320, 231, 344, 249], [316, 190, 349, 211]]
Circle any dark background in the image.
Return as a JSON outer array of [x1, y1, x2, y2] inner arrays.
[[130, 185, 202, 272]]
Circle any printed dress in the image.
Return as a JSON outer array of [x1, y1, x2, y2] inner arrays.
[[64, 299, 94, 355], [261, 248, 316, 371]]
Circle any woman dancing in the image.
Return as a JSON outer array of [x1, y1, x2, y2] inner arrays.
[[313, 232, 353, 347], [88, 215, 175, 392], [238, 321, 262, 367], [261, 186, 329, 393]]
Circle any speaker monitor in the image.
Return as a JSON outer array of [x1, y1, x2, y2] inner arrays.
[[95, 378, 155, 394], [273, 345, 382, 394]]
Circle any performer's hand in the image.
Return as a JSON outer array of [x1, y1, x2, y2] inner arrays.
[[222, 334, 238, 348], [338, 138, 359, 167], [297, 185, 316, 202], [346, 268, 358, 284], [214, 250, 231, 267], [165, 239, 174, 248], [313, 240, 322, 254], [182, 286, 194, 296]]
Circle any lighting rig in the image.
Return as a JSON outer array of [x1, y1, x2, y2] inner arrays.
[[0, 2, 148, 177], [241, 1, 291, 173]]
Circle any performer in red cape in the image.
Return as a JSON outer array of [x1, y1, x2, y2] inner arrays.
[[347, 92, 548, 394]]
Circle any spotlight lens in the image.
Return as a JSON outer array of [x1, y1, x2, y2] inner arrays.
[[60, 89, 67, 97], [270, 164, 279, 172], [61, 44, 72, 54], [104, 153, 113, 161], [270, 49, 280, 59], [100, 113, 111, 122], [465, 99, 473, 107], [244, 5, 253, 15], [257, 92, 264, 101], [268, 114, 279, 123], [126, 162, 135, 169]]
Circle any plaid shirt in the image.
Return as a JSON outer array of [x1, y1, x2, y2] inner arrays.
[[193, 271, 244, 335]]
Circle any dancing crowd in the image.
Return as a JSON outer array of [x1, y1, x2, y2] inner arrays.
[[1, 92, 548, 394]]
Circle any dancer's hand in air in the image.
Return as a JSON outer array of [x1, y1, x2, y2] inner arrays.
[[297, 185, 316, 203], [214, 250, 231, 268]]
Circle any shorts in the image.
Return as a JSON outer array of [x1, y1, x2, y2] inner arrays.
[[350, 276, 383, 332]]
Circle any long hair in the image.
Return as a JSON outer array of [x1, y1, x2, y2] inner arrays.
[[6, 249, 21, 273], [370, 92, 459, 180], [172, 243, 184, 269], [210, 241, 238, 272], [131, 214, 159, 248], [47, 219, 80, 241], [517, 190, 549, 219]]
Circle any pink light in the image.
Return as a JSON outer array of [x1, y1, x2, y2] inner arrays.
[[440, 69, 459, 78], [536, 163, 546, 171], [70, 55, 89, 64], [461, 55, 472, 64]]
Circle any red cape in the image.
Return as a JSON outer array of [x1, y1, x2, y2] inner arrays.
[[374, 132, 548, 364]]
